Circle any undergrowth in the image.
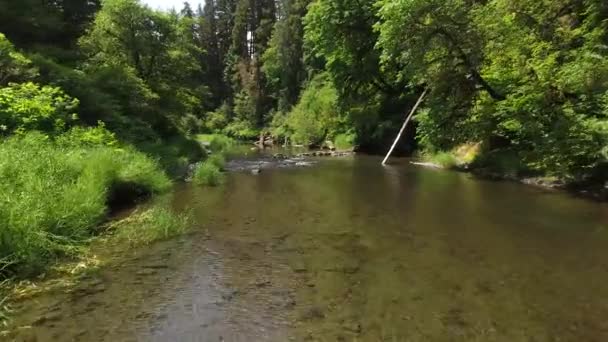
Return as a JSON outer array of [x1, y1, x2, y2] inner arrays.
[[0, 132, 171, 278], [425, 151, 460, 169], [196, 134, 235, 153], [193, 161, 224, 186], [334, 132, 357, 151]]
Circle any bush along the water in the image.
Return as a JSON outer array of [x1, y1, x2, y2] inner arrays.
[[138, 134, 206, 179], [193, 161, 224, 186], [425, 151, 460, 169], [334, 132, 357, 151], [206, 154, 226, 170], [0, 130, 172, 278], [196, 134, 236, 153]]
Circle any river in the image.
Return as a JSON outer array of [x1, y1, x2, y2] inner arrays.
[[4, 155, 608, 341]]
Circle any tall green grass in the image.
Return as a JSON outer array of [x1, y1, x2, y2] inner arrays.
[[111, 204, 191, 246], [193, 134, 231, 186], [0, 133, 171, 278], [193, 162, 224, 186]]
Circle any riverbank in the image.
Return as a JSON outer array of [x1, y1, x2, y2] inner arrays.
[[0, 140, 320, 333], [417, 146, 608, 201], [0, 130, 215, 328]]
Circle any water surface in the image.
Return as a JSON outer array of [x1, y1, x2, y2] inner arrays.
[[6, 156, 608, 341]]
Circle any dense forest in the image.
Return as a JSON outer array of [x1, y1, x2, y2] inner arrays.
[[2, 0, 608, 172], [0, 0, 607, 276]]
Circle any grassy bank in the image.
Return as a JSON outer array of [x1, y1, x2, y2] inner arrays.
[[0, 131, 198, 279], [0, 128, 201, 327]]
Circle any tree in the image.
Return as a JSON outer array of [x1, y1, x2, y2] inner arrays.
[[197, 1, 228, 109], [376, 0, 608, 177], [262, 0, 310, 111], [0, 0, 100, 50], [224, 0, 276, 128], [80, 0, 204, 134], [302, 0, 418, 152], [0, 33, 38, 85]]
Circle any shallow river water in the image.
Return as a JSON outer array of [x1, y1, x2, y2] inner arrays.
[[5, 155, 608, 341]]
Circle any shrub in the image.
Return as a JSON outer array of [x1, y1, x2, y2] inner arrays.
[[334, 132, 357, 151], [269, 110, 292, 140], [0, 132, 171, 278], [0, 82, 79, 136], [222, 119, 260, 140], [206, 154, 226, 170], [285, 74, 341, 146], [55, 122, 118, 148], [472, 148, 530, 177], [0, 33, 38, 86], [138, 135, 205, 178], [193, 162, 223, 186], [203, 104, 230, 132], [197, 133, 235, 152], [423, 151, 460, 169]]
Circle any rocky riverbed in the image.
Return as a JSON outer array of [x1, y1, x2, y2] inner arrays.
[[224, 150, 355, 174]]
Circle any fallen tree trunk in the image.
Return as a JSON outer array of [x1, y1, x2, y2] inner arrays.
[[382, 88, 429, 165]]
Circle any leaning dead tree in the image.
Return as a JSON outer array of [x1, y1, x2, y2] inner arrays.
[[382, 88, 429, 165]]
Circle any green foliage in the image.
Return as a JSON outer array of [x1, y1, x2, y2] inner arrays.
[[193, 161, 224, 186], [80, 0, 206, 136], [0, 0, 100, 49], [376, 0, 608, 179], [30, 54, 124, 127], [334, 132, 356, 151], [224, 0, 277, 130], [223, 119, 260, 140], [0, 33, 38, 85], [0, 132, 171, 277], [0, 82, 79, 136], [203, 104, 231, 132], [138, 135, 205, 178], [207, 154, 226, 170], [301, 0, 413, 153], [424, 151, 460, 169], [262, 0, 310, 110], [232, 90, 259, 127], [55, 123, 118, 148], [268, 110, 291, 139], [112, 204, 191, 246], [197, 133, 235, 152], [471, 149, 529, 177], [284, 74, 341, 145], [304, 0, 394, 97]]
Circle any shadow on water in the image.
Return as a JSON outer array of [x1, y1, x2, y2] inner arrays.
[[4, 155, 608, 341]]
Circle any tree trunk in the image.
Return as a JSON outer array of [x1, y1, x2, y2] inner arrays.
[[382, 88, 428, 165]]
